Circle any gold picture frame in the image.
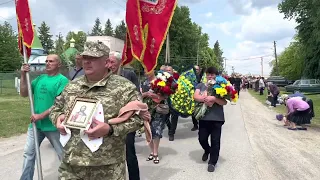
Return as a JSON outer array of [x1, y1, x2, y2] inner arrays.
[[63, 97, 99, 130]]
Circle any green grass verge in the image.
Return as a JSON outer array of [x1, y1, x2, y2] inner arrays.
[[248, 89, 320, 127], [0, 94, 30, 138]]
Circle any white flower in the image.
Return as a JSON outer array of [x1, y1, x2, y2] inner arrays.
[[163, 72, 171, 78], [159, 76, 167, 82], [156, 73, 162, 78]]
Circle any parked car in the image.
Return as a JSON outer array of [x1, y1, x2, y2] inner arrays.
[[266, 76, 288, 87], [285, 79, 320, 93]]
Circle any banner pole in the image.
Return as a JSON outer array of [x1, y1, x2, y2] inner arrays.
[[22, 44, 44, 180]]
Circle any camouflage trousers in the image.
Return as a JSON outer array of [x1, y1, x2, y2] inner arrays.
[[58, 161, 126, 180]]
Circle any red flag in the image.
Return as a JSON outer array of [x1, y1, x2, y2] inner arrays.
[[139, 0, 177, 73], [122, 32, 134, 65], [123, 0, 144, 64], [15, 0, 34, 58], [124, 0, 177, 74]]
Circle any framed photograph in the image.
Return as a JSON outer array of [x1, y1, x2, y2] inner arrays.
[[63, 97, 99, 130]]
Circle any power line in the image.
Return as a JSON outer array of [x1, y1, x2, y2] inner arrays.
[[0, 15, 15, 21], [0, 0, 13, 6], [228, 54, 273, 61], [111, 0, 125, 9]]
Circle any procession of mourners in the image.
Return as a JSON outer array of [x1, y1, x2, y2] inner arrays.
[[12, 0, 317, 179], [17, 38, 244, 179], [18, 43, 318, 180]]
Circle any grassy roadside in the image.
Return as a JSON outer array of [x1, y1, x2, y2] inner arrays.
[[248, 89, 320, 127], [0, 95, 30, 138]]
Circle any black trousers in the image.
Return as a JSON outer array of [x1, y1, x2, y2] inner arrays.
[[259, 87, 264, 95], [192, 115, 198, 127], [168, 112, 179, 136], [198, 120, 224, 165], [271, 94, 279, 107], [126, 132, 140, 180], [235, 86, 240, 97]]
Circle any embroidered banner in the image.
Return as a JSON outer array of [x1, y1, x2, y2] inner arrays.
[[123, 0, 144, 65], [15, 0, 34, 58], [123, 0, 177, 74]]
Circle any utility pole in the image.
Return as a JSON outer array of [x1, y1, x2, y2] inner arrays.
[[196, 41, 200, 65], [274, 41, 279, 75], [224, 58, 227, 71], [231, 66, 235, 74], [165, 33, 170, 64], [261, 57, 264, 77]]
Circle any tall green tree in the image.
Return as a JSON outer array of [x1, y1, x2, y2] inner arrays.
[[64, 31, 87, 52], [0, 22, 22, 71], [213, 40, 224, 71], [114, 20, 126, 40], [278, 0, 320, 78], [91, 18, 103, 36], [38, 21, 54, 53], [104, 19, 114, 36], [54, 33, 65, 56]]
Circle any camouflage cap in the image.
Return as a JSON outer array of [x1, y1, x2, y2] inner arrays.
[[80, 41, 110, 58]]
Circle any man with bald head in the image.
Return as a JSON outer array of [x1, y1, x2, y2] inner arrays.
[[19, 54, 69, 180]]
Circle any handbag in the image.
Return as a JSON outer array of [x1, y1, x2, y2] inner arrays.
[[155, 104, 170, 115]]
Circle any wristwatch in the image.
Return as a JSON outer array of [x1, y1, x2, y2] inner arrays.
[[108, 124, 114, 136]]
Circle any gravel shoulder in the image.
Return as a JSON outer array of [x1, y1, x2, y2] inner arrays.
[[240, 91, 320, 180]]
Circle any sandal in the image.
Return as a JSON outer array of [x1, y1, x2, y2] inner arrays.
[[146, 154, 154, 161], [288, 127, 297, 130], [153, 155, 160, 164]]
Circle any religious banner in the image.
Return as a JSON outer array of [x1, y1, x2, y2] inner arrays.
[[123, 0, 144, 65], [15, 0, 34, 58], [122, 32, 134, 65], [140, 0, 177, 73], [123, 0, 177, 74]]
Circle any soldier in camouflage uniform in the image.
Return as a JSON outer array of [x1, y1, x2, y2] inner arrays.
[[49, 41, 144, 180]]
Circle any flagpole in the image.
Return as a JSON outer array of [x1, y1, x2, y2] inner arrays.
[[22, 44, 44, 180]]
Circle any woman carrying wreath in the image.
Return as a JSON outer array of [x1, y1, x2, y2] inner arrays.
[[142, 71, 178, 164], [193, 66, 227, 172]]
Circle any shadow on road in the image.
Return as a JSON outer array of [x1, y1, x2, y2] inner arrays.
[[139, 165, 180, 180], [189, 149, 226, 165], [135, 144, 178, 158]]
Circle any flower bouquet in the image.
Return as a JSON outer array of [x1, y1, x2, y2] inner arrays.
[[194, 75, 238, 120], [170, 75, 195, 117], [142, 71, 178, 110]]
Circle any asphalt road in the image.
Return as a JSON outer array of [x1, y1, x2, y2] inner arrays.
[[1, 91, 319, 180]]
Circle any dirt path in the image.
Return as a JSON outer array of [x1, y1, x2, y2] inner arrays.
[[240, 91, 320, 180]]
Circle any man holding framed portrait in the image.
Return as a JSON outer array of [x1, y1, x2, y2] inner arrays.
[[50, 41, 144, 180]]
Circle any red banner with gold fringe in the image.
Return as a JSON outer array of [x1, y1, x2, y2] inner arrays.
[[123, 0, 177, 74], [15, 0, 34, 58]]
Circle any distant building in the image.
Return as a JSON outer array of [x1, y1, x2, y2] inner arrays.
[[61, 38, 79, 67], [86, 36, 124, 53]]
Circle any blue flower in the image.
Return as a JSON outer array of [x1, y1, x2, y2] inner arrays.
[[216, 75, 227, 84]]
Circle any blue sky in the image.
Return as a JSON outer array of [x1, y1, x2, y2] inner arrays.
[[0, 0, 297, 76]]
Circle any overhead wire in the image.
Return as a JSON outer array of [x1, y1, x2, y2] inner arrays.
[[0, 0, 13, 6]]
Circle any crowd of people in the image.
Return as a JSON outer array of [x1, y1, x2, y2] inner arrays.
[[18, 41, 245, 180]]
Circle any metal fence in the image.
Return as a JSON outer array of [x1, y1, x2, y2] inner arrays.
[[0, 67, 69, 95]]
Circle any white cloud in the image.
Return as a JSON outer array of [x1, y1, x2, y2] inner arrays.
[[225, 37, 293, 75], [235, 7, 296, 42], [205, 12, 213, 18], [0, 7, 15, 20], [228, 0, 282, 15], [203, 5, 297, 75], [205, 21, 239, 35]]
